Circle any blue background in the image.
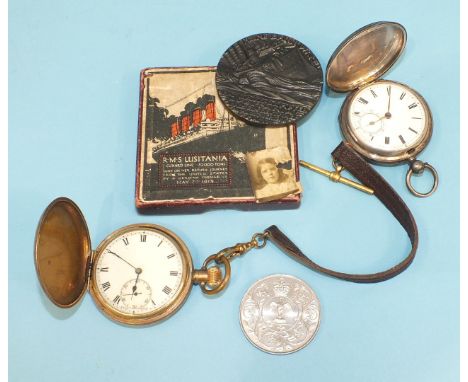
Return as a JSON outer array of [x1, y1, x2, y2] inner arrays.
[[9, 0, 459, 381]]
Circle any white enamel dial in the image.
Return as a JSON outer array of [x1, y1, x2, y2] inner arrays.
[[93, 227, 186, 317], [346, 81, 430, 158]]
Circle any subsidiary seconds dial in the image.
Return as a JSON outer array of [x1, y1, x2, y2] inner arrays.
[[343, 80, 432, 162]]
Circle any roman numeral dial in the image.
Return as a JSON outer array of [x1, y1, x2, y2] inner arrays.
[[346, 81, 429, 158], [92, 226, 187, 321]]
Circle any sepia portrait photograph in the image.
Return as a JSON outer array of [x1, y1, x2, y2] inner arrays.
[[246, 147, 302, 203]]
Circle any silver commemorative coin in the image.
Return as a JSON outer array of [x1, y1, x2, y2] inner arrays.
[[239, 274, 320, 354]]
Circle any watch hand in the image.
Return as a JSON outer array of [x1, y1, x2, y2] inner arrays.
[[368, 115, 386, 125], [386, 85, 392, 117], [131, 271, 142, 300], [122, 292, 142, 296], [107, 250, 138, 270]]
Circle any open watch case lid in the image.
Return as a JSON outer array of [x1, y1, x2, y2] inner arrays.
[[326, 21, 407, 92], [34, 197, 92, 308]]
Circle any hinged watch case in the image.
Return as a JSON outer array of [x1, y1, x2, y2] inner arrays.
[[34, 197, 195, 324], [325, 21, 432, 164]]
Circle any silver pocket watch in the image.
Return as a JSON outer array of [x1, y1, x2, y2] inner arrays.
[[326, 21, 438, 197]]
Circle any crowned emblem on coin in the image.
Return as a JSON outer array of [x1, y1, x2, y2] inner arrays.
[[239, 274, 320, 354]]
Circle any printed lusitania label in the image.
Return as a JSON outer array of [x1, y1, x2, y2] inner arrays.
[[136, 66, 298, 207], [159, 152, 231, 188]]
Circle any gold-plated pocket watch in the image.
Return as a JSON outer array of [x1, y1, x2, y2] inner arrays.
[[326, 21, 438, 197], [34, 197, 268, 325]]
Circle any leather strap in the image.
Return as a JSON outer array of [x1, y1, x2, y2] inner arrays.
[[265, 142, 418, 283]]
